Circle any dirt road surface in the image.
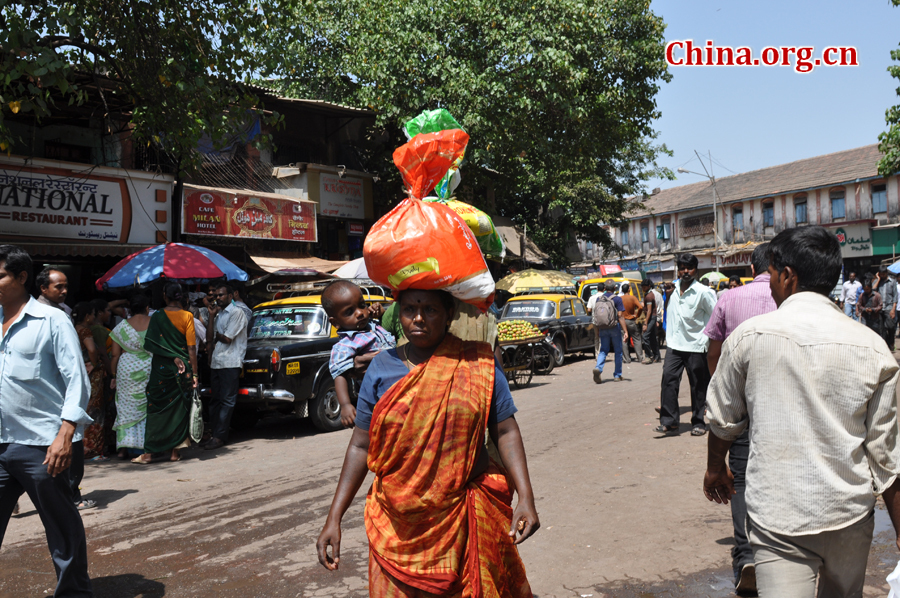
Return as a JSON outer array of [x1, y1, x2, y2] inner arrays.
[[1, 353, 897, 597]]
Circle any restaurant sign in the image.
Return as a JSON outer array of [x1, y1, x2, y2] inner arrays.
[[183, 186, 317, 242], [0, 159, 171, 244], [319, 174, 364, 219]]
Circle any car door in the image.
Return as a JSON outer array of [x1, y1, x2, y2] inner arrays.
[[572, 298, 591, 349], [558, 299, 578, 351]]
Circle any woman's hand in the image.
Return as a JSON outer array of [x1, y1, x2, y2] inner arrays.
[[192, 375, 199, 389], [316, 520, 342, 570], [110, 378, 117, 391], [174, 357, 186, 374], [508, 499, 540, 545]]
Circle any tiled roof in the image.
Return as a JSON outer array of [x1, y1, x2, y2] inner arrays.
[[630, 144, 883, 218]]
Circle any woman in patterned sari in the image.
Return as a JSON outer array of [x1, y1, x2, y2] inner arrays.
[[109, 294, 152, 458], [73, 301, 107, 459], [317, 289, 539, 597], [132, 283, 198, 464]]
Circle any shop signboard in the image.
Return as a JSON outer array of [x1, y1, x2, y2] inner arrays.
[[182, 186, 317, 242], [319, 174, 364, 219], [348, 222, 365, 236], [0, 158, 171, 244], [832, 224, 872, 258]]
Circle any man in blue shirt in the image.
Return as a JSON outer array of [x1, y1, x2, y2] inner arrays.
[[591, 280, 629, 383], [0, 245, 93, 597]]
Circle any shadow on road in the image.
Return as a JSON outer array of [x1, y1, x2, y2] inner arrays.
[[83, 488, 139, 510], [587, 566, 736, 597], [91, 573, 166, 597]]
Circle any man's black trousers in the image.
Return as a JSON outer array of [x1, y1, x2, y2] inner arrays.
[[659, 348, 710, 428], [210, 367, 241, 441], [0, 443, 92, 597]]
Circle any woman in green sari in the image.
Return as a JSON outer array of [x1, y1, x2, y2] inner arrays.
[[133, 283, 198, 464]]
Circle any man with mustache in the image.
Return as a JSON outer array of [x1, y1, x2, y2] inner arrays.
[[655, 253, 717, 437]]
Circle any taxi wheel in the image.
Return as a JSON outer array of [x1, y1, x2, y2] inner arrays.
[[551, 336, 565, 367], [310, 378, 342, 432]]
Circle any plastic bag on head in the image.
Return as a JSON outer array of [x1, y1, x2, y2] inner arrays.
[[424, 197, 505, 258], [404, 109, 464, 140], [393, 129, 469, 200], [363, 199, 495, 311]]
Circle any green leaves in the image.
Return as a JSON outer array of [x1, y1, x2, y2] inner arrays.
[[0, 0, 285, 175], [263, 0, 670, 263]]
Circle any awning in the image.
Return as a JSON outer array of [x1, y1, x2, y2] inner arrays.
[[493, 217, 551, 263], [11, 242, 152, 258], [247, 252, 347, 274]]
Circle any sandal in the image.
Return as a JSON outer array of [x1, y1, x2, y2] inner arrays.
[[89, 455, 110, 462], [691, 425, 708, 436], [131, 455, 152, 464], [654, 424, 678, 435], [76, 499, 97, 510]]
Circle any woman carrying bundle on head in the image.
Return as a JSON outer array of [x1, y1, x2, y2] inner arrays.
[[316, 287, 539, 597], [133, 283, 198, 464]]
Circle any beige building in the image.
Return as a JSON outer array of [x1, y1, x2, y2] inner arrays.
[[604, 144, 894, 279]]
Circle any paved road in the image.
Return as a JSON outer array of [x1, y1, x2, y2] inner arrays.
[[1, 352, 897, 597]]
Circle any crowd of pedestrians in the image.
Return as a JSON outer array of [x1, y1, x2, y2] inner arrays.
[[0, 244, 251, 597]]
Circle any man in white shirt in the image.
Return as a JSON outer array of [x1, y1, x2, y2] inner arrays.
[[840, 271, 862, 321], [205, 283, 248, 451], [35, 267, 72, 316], [704, 226, 900, 598]]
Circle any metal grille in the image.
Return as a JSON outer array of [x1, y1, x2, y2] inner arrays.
[[680, 214, 714, 238]]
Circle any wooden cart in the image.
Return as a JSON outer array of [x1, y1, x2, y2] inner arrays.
[[498, 335, 545, 389]]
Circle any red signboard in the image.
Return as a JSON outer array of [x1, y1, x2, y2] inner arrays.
[[348, 222, 365, 235], [182, 187, 317, 242]]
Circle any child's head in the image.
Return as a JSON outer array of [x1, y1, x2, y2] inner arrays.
[[322, 281, 369, 331]]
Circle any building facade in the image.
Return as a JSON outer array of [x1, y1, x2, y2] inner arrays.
[[600, 144, 895, 280]]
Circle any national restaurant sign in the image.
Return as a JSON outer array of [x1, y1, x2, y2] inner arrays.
[[182, 185, 317, 242], [0, 157, 172, 244]]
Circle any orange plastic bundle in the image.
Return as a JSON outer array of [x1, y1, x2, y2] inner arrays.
[[364, 129, 495, 311]]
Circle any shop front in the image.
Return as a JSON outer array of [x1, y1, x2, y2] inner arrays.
[[0, 155, 173, 300], [823, 220, 876, 274], [271, 164, 375, 260]]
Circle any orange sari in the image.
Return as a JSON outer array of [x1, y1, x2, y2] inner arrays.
[[365, 335, 532, 598]]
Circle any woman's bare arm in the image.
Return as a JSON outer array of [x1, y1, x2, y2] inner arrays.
[[490, 415, 540, 544], [316, 427, 371, 570], [82, 336, 100, 370]]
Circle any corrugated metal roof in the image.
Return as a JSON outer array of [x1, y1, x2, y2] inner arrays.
[[632, 144, 883, 218], [246, 83, 375, 116]]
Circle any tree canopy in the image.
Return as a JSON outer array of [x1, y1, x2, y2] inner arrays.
[[880, 0, 900, 177], [0, 0, 284, 175], [265, 0, 671, 263]]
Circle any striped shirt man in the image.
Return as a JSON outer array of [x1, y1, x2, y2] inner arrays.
[[703, 273, 777, 342]]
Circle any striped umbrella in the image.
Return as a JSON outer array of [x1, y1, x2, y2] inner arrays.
[[95, 243, 247, 291]]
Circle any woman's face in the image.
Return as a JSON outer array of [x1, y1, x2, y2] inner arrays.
[[399, 290, 453, 350]]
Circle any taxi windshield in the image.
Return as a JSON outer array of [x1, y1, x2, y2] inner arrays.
[[249, 306, 328, 339], [501, 300, 556, 320]]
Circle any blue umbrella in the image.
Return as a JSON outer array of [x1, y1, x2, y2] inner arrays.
[[888, 260, 900, 275], [96, 243, 247, 291]]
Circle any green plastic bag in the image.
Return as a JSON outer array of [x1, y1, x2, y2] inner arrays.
[[404, 109, 464, 139]]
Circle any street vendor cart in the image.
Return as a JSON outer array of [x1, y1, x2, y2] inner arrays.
[[499, 335, 543, 389]]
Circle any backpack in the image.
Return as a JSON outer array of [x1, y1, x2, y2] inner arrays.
[[591, 294, 619, 329]]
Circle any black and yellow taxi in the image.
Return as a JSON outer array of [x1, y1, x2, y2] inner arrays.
[[577, 276, 645, 306], [231, 288, 392, 433], [499, 293, 593, 366]]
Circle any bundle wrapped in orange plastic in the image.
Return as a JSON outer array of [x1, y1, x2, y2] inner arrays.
[[364, 129, 495, 311]]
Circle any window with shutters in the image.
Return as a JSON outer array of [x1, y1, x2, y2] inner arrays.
[[679, 214, 714, 237], [873, 183, 887, 214]]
